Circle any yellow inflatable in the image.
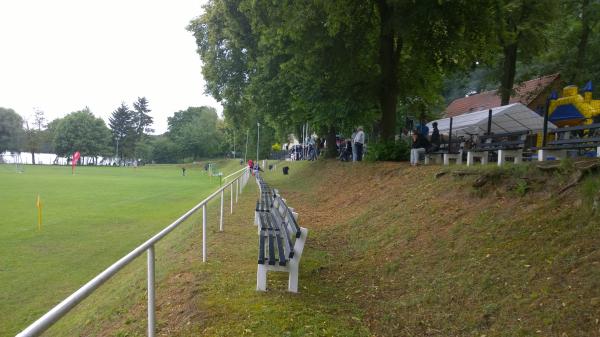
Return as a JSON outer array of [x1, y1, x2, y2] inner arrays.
[[549, 81, 600, 127]]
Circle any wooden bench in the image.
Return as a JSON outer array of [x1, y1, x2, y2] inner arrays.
[[538, 123, 600, 161], [254, 176, 308, 293], [467, 131, 529, 166]]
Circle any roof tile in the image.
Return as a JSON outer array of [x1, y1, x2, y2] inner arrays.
[[445, 74, 560, 118]]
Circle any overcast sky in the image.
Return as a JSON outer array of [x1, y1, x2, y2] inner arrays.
[[0, 0, 221, 134]]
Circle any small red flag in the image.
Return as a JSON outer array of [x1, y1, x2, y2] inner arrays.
[[72, 151, 81, 174]]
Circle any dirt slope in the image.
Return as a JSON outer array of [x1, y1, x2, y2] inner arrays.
[[96, 160, 600, 337]]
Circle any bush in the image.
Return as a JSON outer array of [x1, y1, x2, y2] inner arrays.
[[365, 140, 410, 162]]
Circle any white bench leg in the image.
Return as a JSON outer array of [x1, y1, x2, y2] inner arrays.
[[538, 149, 546, 161], [288, 227, 308, 293], [288, 260, 299, 293], [257, 264, 267, 291], [481, 152, 489, 165], [424, 155, 430, 165], [498, 150, 505, 166], [514, 150, 523, 164], [443, 154, 449, 165], [467, 152, 474, 166]]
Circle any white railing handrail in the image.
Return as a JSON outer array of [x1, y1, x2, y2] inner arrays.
[[222, 167, 248, 181], [16, 167, 249, 337]]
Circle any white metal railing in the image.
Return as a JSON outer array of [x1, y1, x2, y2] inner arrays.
[[222, 166, 248, 182], [16, 168, 250, 337]]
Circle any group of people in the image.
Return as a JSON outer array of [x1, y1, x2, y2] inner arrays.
[[339, 127, 365, 162], [410, 122, 441, 166], [247, 159, 263, 176], [287, 138, 324, 161]]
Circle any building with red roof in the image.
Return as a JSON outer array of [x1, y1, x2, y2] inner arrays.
[[445, 74, 562, 118]]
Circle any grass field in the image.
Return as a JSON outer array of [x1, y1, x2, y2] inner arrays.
[[0, 161, 243, 336], [5, 159, 600, 336]]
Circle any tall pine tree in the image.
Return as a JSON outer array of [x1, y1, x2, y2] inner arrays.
[[108, 102, 135, 161], [133, 97, 154, 137]]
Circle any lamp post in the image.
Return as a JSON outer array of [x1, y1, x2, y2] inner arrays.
[[115, 137, 119, 166], [244, 129, 249, 163], [233, 128, 236, 159], [256, 122, 260, 161]]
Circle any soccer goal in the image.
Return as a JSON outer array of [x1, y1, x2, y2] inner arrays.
[[0, 152, 24, 173]]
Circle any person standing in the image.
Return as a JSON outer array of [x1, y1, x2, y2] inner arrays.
[[354, 127, 365, 161], [351, 128, 357, 162], [430, 122, 440, 152], [248, 159, 254, 176]]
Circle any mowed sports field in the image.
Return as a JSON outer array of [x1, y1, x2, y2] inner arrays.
[[0, 161, 241, 335]]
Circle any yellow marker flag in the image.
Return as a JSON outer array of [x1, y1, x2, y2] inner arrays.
[[36, 194, 42, 230]]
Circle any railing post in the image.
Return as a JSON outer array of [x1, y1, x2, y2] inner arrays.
[[235, 179, 239, 203], [147, 245, 156, 337], [219, 190, 224, 232], [230, 184, 233, 214], [202, 204, 207, 262]]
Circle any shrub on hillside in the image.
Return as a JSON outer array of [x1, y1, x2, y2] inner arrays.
[[365, 140, 409, 162]]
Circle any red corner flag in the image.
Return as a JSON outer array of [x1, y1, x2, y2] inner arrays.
[[72, 151, 81, 174]]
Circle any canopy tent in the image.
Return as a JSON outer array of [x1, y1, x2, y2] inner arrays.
[[427, 103, 556, 138]]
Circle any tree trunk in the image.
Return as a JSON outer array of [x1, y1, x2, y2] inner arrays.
[[31, 151, 35, 165], [499, 42, 518, 105], [571, 0, 590, 83], [325, 125, 337, 158], [376, 0, 401, 141]]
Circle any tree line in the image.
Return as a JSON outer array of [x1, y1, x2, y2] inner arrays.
[[188, 0, 600, 158], [0, 99, 227, 164]]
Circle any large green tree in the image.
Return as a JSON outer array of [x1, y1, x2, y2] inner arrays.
[[190, 0, 497, 145], [0, 107, 24, 153], [23, 109, 47, 164], [493, 0, 560, 105], [530, 0, 600, 92], [132, 97, 154, 137], [53, 109, 112, 159], [167, 107, 224, 159], [151, 135, 180, 163], [108, 102, 136, 161]]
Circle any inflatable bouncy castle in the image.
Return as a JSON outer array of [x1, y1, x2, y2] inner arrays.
[[548, 81, 600, 127]]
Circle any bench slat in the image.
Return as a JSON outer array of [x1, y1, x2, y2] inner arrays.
[[276, 197, 301, 238], [551, 123, 600, 133], [274, 227, 287, 266], [547, 137, 600, 145], [258, 231, 266, 264], [265, 214, 276, 266], [270, 205, 295, 259], [472, 140, 524, 152]]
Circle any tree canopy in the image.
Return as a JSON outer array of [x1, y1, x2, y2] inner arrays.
[[189, 0, 499, 146], [167, 106, 224, 159], [53, 108, 112, 158], [189, 0, 600, 155], [0, 107, 24, 153]]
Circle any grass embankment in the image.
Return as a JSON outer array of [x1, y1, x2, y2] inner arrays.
[[20, 160, 600, 336], [0, 160, 242, 336]]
